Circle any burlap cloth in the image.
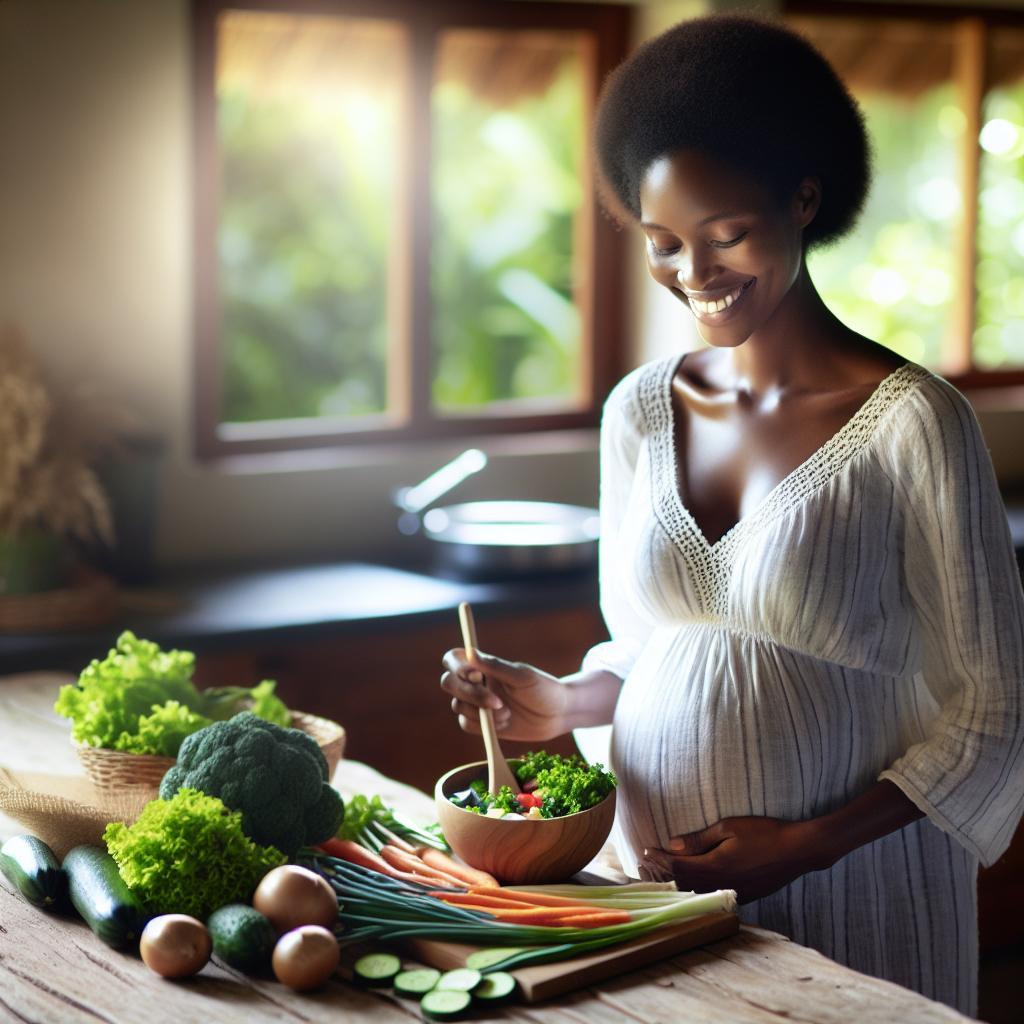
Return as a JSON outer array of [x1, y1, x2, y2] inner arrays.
[[0, 767, 151, 857], [0, 671, 149, 855]]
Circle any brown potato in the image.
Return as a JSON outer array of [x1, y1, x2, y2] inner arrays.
[[139, 915, 211, 979], [253, 864, 337, 934], [271, 925, 340, 991]]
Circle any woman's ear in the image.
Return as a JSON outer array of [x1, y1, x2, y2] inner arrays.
[[792, 176, 822, 229]]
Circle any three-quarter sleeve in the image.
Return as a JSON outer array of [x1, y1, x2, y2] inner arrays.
[[580, 369, 656, 682], [879, 378, 1024, 866], [572, 371, 655, 767]]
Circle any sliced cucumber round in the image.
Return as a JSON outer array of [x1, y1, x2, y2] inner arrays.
[[435, 967, 482, 993], [394, 967, 441, 998], [421, 988, 471, 1020], [475, 971, 517, 1002], [353, 951, 402, 986]]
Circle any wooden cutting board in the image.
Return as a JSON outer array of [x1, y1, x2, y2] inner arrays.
[[403, 910, 739, 1002]]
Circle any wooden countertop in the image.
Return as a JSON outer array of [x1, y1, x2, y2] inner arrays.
[[0, 673, 975, 1023]]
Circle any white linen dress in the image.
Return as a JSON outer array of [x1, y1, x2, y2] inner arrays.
[[577, 355, 1024, 1017]]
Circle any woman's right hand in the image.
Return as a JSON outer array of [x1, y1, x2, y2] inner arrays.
[[440, 648, 571, 742]]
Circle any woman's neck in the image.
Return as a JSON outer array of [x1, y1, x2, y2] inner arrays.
[[726, 263, 851, 399]]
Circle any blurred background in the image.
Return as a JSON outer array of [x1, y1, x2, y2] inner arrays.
[[1, 0, 1023, 576], [1, 4, 1022, 1017]]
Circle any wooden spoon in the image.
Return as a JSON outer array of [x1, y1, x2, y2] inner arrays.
[[458, 601, 520, 795]]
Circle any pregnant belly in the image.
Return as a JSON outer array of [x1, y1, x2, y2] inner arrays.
[[608, 624, 897, 873]]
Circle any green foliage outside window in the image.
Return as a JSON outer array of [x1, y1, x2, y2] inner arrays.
[[808, 85, 959, 368], [218, 42, 585, 425], [219, 88, 394, 423], [431, 55, 584, 410], [975, 80, 1024, 370], [810, 77, 1024, 372]]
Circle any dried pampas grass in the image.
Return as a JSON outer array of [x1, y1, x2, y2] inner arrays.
[[0, 328, 114, 545]]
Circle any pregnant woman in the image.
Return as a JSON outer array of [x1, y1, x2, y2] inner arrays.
[[441, 15, 1024, 1016]]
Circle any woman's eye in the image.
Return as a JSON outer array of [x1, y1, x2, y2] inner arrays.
[[709, 231, 748, 248], [649, 240, 680, 257]]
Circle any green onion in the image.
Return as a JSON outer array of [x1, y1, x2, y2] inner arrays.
[[303, 853, 736, 971]]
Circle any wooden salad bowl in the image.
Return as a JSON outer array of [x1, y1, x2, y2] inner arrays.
[[434, 760, 616, 884]]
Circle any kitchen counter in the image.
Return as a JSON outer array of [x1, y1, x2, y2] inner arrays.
[[2, 491, 1022, 677], [0, 672, 974, 1024], [0, 561, 598, 674]]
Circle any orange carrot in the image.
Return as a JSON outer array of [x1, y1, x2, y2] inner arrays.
[[435, 903, 621, 926], [373, 823, 417, 853], [392, 870, 455, 887], [416, 847, 499, 888], [429, 891, 545, 910], [379, 844, 466, 888], [315, 838, 400, 877], [554, 911, 633, 929], [314, 839, 452, 888], [439, 906, 568, 925], [468, 886, 595, 908]]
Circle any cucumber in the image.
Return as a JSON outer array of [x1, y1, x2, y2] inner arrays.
[[420, 989, 471, 1020], [63, 846, 148, 949], [0, 835, 66, 910], [353, 951, 402, 986], [393, 967, 441, 997], [465, 947, 521, 971], [435, 968, 482, 993], [474, 971, 517, 1002], [207, 904, 276, 975]]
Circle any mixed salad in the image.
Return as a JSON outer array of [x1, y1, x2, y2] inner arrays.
[[449, 751, 617, 819]]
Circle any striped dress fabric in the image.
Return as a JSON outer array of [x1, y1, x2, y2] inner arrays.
[[577, 356, 1024, 1017]]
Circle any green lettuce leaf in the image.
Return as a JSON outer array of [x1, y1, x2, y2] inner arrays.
[[104, 788, 286, 918], [54, 631, 202, 752]]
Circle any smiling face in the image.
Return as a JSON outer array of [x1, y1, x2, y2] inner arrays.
[[639, 150, 819, 348]]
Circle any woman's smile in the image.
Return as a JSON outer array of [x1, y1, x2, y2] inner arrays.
[[680, 277, 756, 323]]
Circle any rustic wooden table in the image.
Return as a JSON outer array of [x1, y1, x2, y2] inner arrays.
[[0, 673, 974, 1023]]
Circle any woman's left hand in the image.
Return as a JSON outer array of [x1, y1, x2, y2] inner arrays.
[[641, 816, 829, 904]]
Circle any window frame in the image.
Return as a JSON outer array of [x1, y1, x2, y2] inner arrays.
[[191, 0, 631, 459], [783, 0, 1024, 392]]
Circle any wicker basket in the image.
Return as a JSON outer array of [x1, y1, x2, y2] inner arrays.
[[75, 710, 346, 792], [290, 710, 346, 780]]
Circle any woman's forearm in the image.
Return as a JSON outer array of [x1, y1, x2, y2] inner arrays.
[[558, 669, 623, 731], [808, 779, 925, 871]]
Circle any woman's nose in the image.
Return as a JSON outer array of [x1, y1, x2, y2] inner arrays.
[[675, 251, 716, 292]]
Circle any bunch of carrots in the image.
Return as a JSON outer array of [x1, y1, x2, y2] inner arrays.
[[314, 835, 498, 891], [315, 837, 631, 929], [304, 851, 737, 972]]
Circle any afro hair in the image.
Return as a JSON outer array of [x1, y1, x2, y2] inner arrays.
[[594, 14, 871, 249]]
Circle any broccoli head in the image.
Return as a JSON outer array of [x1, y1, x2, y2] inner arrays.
[[159, 712, 344, 856]]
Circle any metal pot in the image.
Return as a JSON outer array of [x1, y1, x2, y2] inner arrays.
[[395, 451, 599, 579]]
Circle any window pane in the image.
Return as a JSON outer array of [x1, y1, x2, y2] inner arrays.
[[792, 18, 958, 369], [217, 12, 408, 424], [975, 28, 1024, 370], [431, 30, 589, 412]]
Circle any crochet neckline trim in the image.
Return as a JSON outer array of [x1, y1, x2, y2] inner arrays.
[[638, 356, 932, 615]]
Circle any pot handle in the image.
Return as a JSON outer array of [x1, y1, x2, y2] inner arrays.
[[394, 449, 488, 533]]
